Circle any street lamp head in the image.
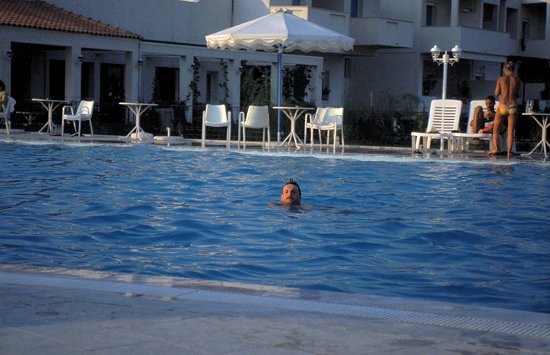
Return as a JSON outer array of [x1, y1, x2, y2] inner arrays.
[[451, 45, 462, 59], [430, 45, 441, 61]]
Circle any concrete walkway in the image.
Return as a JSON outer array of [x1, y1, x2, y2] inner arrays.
[[0, 129, 498, 155], [1, 265, 549, 354]]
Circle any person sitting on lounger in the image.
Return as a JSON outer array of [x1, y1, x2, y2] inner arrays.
[[470, 95, 496, 134]]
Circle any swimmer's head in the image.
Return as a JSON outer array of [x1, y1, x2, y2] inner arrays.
[[280, 178, 301, 205]]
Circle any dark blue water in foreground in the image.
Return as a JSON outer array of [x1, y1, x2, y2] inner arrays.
[[0, 141, 549, 313]]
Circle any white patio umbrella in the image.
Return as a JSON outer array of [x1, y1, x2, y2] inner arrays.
[[205, 8, 354, 142]]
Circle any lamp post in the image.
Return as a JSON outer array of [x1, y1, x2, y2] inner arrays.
[[430, 44, 461, 100]]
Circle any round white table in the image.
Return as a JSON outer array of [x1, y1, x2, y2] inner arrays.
[[33, 98, 69, 135], [522, 112, 550, 158], [273, 106, 314, 148], [119, 102, 158, 140]]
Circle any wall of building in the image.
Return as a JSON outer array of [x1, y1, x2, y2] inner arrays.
[[48, 0, 231, 45], [347, 50, 421, 110], [233, 0, 270, 25]]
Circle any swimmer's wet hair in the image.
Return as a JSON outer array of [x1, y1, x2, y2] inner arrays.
[[505, 61, 514, 71], [283, 178, 301, 195]]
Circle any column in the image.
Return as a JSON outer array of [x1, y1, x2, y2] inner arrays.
[[65, 46, 81, 103], [0, 42, 12, 92], [450, 0, 459, 28], [124, 51, 138, 102]]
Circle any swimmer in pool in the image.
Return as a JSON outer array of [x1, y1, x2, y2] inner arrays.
[[280, 178, 301, 206]]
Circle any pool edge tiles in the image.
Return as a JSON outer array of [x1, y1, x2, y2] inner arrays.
[[3, 133, 547, 165], [0, 263, 300, 298], [1, 264, 549, 341]]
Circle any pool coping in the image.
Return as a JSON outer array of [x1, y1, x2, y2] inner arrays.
[[0, 130, 530, 155], [1, 263, 549, 337]]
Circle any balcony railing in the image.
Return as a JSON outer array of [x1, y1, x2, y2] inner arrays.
[[349, 17, 414, 48], [270, 6, 349, 35], [419, 26, 550, 60]]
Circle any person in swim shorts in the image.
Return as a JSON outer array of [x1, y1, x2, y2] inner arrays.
[[489, 61, 521, 158], [280, 178, 301, 206]]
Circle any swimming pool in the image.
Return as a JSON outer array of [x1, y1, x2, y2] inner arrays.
[[1, 141, 549, 313]]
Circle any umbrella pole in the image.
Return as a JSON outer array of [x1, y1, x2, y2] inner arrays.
[[277, 48, 283, 143]]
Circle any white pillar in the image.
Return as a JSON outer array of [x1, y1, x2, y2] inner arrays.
[[124, 51, 138, 102], [450, 0, 459, 28], [65, 46, 81, 103], [0, 42, 12, 93], [441, 52, 449, 100]]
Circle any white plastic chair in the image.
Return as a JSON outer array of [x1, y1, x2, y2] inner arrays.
[[411, 99, 462, 152], [202, 104, 231, 148], [303, 107, 327, 146], [315, 107, 345, 151], [62, 100, 94, 137], [0, 96, 16, 134], [238, 105, 270, 148]]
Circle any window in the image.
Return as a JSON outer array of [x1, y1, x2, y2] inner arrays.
[[154, 67, 177, 103], [344, 58, 351, 78], [351, 0, 358, 17], [49, 60, 65, 100], [81, 62, 94, 100], [506, 8, 518, 39], [322, 71, 330, 101], [482, 3, 497, 30], [206, 71, 219, 104], [100, 64, 124, 103], [426, 4, 435, 26], [521, 20, 530, 40]]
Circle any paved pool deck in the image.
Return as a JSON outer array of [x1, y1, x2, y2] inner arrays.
[[1, 265, 549, 354], [1, 131, 548, 353], [2, 129, 545, 162]]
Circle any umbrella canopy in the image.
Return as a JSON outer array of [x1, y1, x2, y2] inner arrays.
[[206, 8, 354, 53], [205, 8, 354, 142]]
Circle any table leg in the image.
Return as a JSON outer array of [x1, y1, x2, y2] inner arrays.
[[524, 117, 549, 157], [125, 125, 138, 138], [125, 107, 141, 139], [542, 118, 548, 157], [280, 133, 292, 145], [38, 106, 53, 134]]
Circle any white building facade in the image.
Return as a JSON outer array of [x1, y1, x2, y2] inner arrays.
[[0, 0, 549, 129]]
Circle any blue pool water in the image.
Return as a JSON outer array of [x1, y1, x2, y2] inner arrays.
[[0, 141, 549, 313]]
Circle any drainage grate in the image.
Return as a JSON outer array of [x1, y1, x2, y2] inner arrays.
[[179, 290, 550, 339]]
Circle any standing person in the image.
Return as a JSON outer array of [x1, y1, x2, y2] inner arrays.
[[489, 61, 521, 158]]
